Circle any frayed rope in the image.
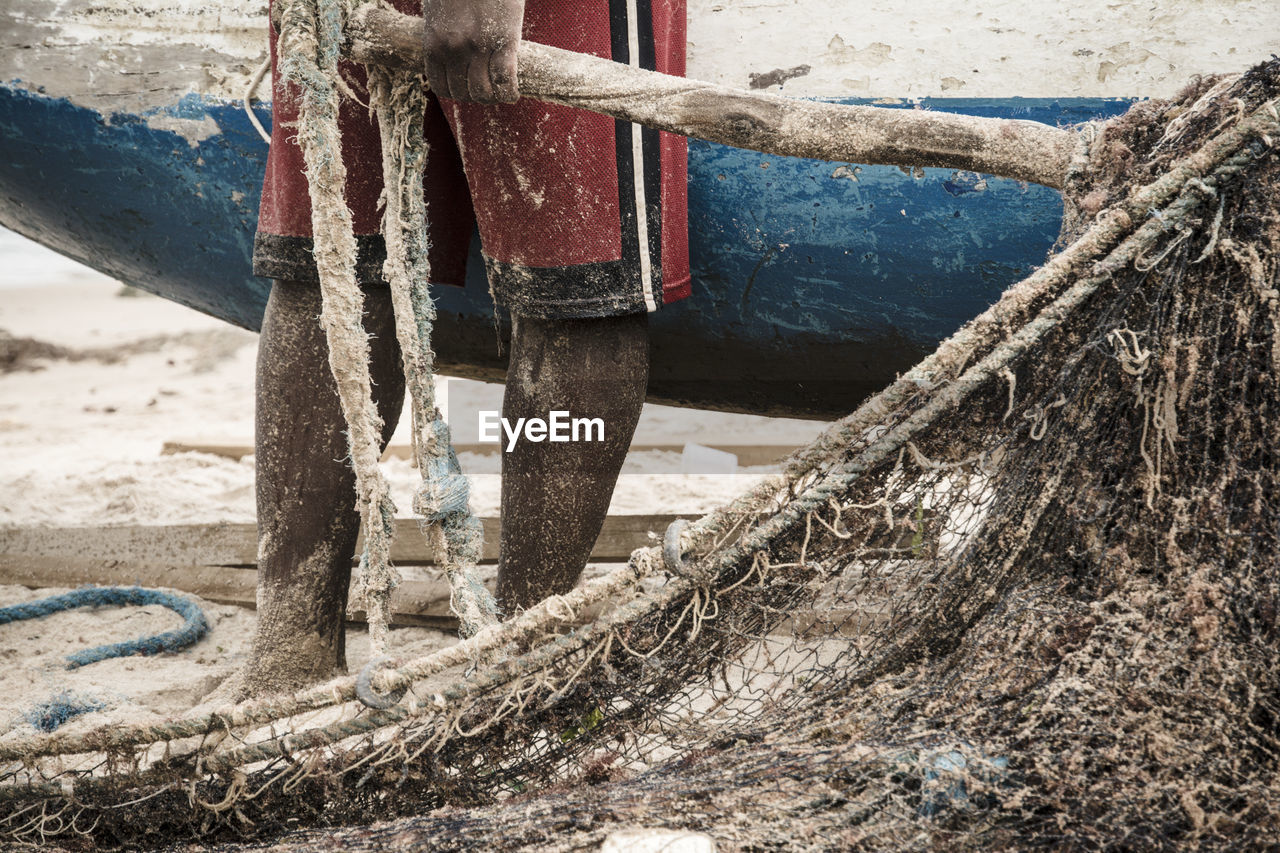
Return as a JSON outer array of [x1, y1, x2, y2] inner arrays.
[[278, 0, 498, 659]]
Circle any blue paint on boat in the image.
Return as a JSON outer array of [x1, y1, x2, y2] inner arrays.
[[0, 83, 1133, 415], [0, 87, 271, 328]]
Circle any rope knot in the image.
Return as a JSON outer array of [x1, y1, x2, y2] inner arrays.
[[414, 419, 471, 521], [414, 467, 471, 521]]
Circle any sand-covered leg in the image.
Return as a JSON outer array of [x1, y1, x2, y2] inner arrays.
[[241, 280, 405, 698], [495, 312, 648, 614]]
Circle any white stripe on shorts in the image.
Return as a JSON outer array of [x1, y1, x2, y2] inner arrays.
[[626, 0, 657, 312]]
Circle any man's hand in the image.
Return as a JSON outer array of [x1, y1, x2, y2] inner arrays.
[[422, 0, 525, 104]]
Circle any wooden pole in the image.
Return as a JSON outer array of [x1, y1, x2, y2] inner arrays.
[[346, 6, 1078, 190]]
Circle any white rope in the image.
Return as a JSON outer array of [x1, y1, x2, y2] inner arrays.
[[243, 55, 272, 146]]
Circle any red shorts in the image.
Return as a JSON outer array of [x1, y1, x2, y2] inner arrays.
[[253, 0, 691, 319]]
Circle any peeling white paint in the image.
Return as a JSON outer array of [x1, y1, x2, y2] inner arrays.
[[688, 0, 1279, 98], [144, 113, 223, 145], [1, 0, 269, 113], [34, 0, 265, 63], [2, 0, 1276, 117]]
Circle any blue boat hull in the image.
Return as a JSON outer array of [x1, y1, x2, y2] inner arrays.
[[0, 85, 1131, 416]]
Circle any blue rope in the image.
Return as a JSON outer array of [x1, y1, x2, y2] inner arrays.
[[415, 419, 472, 522], [24, 691, 106, 733], [0, 586, 209, 669]]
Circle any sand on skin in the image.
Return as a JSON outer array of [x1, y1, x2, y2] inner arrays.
[[0, 239, 824, 735]]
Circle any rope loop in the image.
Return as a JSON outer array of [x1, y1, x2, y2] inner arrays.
[[663, 519, 712, 586], [355, 656, 408, 709]]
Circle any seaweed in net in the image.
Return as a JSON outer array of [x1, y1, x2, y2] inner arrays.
[[0, 9, 1277, 850]]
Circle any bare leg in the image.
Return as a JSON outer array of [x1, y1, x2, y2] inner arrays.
[[242, 280, 405, 698], [495, 312, 649, 614]]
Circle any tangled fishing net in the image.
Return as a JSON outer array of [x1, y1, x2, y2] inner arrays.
[[2, 0, 1278, 845]]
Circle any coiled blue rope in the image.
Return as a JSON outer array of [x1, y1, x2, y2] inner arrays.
[[0, 586, 209, 669]]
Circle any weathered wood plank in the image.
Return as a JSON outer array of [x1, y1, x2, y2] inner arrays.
[[0, 505, 935, 573], [0, 511, 936, 634], [0, 555, 257, 603], [0, 556, 618, 630], [0, 515, 695, 568], [161, 439, 797, 467], [0, 554, 919, 636]]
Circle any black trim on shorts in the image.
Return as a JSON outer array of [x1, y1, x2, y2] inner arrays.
[[256, 3, 670, 320], [484, 256, 648, 319], [253, 233, 390, 285]]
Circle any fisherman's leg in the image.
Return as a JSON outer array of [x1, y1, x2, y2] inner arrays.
[[244, 280, 405, 697], [495, 312, 648, 614]]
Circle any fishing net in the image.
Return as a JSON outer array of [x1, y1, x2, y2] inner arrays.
[[1, 2, 1277, 846]]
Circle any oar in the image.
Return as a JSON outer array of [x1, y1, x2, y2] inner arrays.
[[346, 5, 1078, 190]]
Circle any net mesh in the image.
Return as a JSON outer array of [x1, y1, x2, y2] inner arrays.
[[1, 44, 1277, 853]]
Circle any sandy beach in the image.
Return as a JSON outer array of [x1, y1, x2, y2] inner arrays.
[[0, 227, 824, 738]]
